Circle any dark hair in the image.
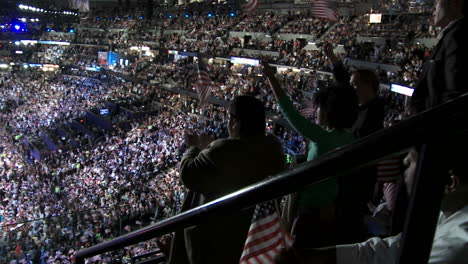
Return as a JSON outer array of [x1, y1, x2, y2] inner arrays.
[[312, 86, 358, 130], [413, 135, 468, 183], [229, 96, 266, 137], [354, 69, 380, 93], [444, 135, 468, 182], [463, 0, 467, 17]]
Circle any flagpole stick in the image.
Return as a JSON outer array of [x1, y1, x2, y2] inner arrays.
[[274, 198, 294, 248]]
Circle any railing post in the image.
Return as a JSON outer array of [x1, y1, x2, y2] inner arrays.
[[398, 143, 447, 264]]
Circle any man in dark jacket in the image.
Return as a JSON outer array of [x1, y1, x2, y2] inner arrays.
[[323, 44, 384, 244], [177, 96, 286, 264], [411, 0, 468, 113], [323, 44, 384, 139]]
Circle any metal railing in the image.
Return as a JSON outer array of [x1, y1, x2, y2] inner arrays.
[[75, 93, 468, 264]]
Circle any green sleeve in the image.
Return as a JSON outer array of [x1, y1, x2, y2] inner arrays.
[[278, 95, 327, 142]]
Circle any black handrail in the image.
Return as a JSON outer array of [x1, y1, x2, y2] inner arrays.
[[131, 249, 162, 261], [75, 93, 468, 264]]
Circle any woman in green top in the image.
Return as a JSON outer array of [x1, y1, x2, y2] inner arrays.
[[262, 61, 358, 248]]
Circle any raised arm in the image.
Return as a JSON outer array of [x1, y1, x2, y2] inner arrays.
[[262, 62, 328, 142], [180, 133, 219, 193], [324, 43, 351, 88]]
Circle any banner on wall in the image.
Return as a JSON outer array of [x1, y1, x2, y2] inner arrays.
[[107, 52, 119, 67], [68, 0, 90, 12], [98, 52, 108, 66]]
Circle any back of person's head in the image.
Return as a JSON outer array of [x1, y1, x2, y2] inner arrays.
[[229, 96, 266, 137], [312, 86, 358, 130], [463, 0, 467, 17], [412, 135, 468, 185], [353, 69, 379, 94], [444, 136, 468, 184]]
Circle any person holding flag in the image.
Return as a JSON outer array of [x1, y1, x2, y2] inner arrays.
[[310, 0, 339, 22], [262, 61, 358, 248], [243, 0, 259, 15], [174, 96, 286, 264], [193, 56, 213, 108]]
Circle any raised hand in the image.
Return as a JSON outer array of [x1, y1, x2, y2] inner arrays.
[[185, 132, 200, 148], [199, 133, 215, 149], [323, 43, 338, 64]]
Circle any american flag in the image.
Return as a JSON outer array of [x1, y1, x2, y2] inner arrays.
[[299, 101, 316, 118], [311, 0, 338, 21], [243, 0, 259, 15], [240, 200, 292, 264], [377, 157, 402, 182], [377, 157, 402, 211], [194, 57, 212, 108]]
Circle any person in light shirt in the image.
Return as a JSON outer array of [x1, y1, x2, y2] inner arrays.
[[275, 135, 468, 264]]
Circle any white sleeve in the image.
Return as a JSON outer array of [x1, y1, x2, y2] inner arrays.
[[336, 234, 402, 264]]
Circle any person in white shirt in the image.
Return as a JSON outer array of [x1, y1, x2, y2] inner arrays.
[[275, 141, 468, 264]]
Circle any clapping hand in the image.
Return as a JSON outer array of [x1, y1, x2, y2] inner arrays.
[[184, 132, 214, 149], [185, 132, 200, 148], [199, 133, 214, 149]]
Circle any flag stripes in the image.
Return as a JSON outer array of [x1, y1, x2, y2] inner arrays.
[[377, 158, 402, 182], [299, 102, 315, 118], [311, 0, 338, 21], [194, 58, 212, 107], [240, 200, 292, 264], [244, 0, 259, 15], [383, 182, 398, 211]]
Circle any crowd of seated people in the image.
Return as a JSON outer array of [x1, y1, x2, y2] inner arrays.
[[6, 9, 441, 89], [0, 115, 186, 263], [279, 15, 331, 36], [232, 12, 291, 33], [0, 70, 129, 138]]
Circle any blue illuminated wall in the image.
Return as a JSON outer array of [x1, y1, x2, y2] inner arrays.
[[107, 52, 119, 66]]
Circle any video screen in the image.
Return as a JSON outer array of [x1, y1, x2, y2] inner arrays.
[[391, 83, 414, 96], [100, 108, 110, 115]]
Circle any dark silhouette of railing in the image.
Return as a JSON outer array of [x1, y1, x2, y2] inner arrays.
[[75, 93, 468, 264]]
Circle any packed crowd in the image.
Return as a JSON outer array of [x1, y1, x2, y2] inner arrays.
[[0, 65, 320, 262], [0, 70, 129, 138], [0, 117, 186, 263], [279, 15, 331, 36], [18, 9, 440, 89], [0, 5, 435, 263]]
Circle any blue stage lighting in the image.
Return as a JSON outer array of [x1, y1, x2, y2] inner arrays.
[[69, 28, 74, 33], [185, 13, 190, 18], [96, 17, 100, 20], [139, 16, 143, 19], [168, 14, 173, 18], [207, 13, 213, 18], [230, 12, 236, 17], [14, 25, 21, 31], [46, 28, 51, 32]]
